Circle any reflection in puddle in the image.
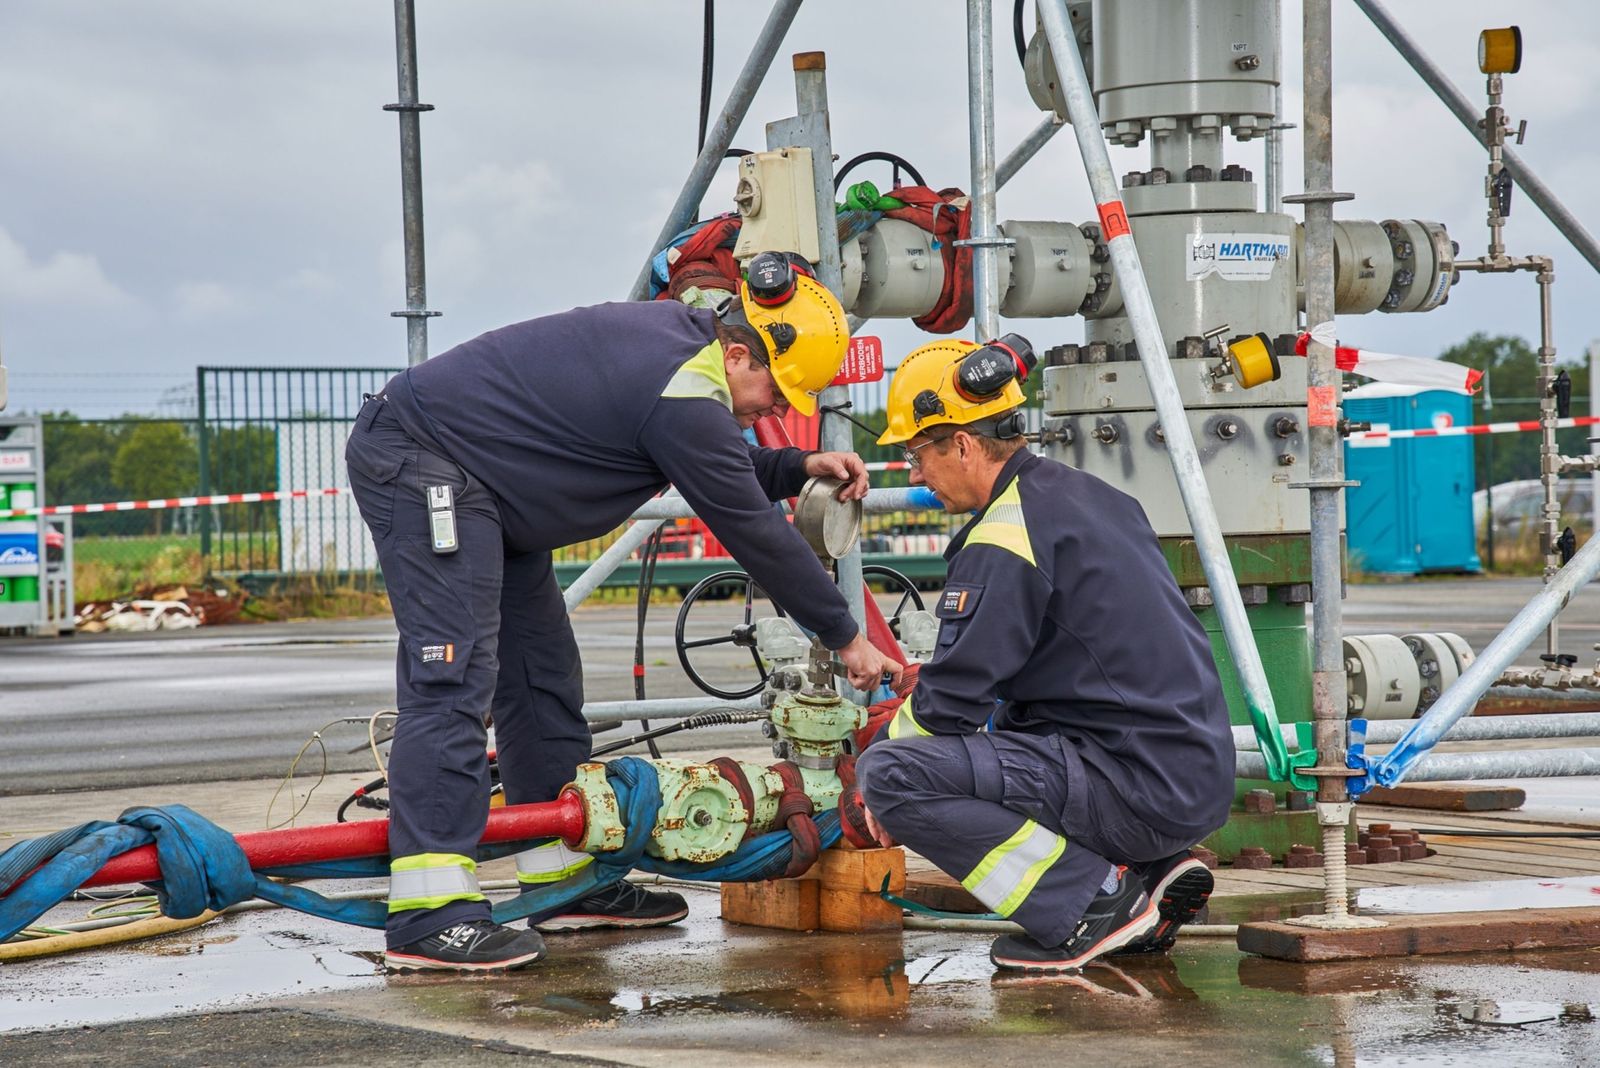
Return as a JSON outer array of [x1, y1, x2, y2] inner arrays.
[[1458, 999, 1563, 1026], [1358, 875, 1600, 915], [0, 915, 383, 1033]]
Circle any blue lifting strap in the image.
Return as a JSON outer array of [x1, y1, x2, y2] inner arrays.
[[0, 757, 841, 941]]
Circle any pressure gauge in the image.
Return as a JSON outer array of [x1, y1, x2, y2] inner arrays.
[[1478, 26, 1522, 74]]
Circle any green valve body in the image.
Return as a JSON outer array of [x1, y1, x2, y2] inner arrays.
[[569, 687, 868, 863]]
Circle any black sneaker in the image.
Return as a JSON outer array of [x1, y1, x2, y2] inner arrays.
[[532, 880, 689, 932], [384, 919, 546, 973], [989, 868, 1158, 973], [1113, 856, 1214, 955]]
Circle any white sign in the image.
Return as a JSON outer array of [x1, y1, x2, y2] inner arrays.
[[1185, 232, 1291, 282], [0, 451, 31, 471]]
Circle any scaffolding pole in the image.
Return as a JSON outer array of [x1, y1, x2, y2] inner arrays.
[[1353, 0, 1600, 280], [385, 0, 438, 365], [627, 0, 805, 302]]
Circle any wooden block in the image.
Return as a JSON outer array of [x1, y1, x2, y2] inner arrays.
[[817, 846, 906, 893], [820, 886, 903, 932], [720, 877, 818, 931], [1361, 783, 1526, 812], [1239, 906, 1600, 962]]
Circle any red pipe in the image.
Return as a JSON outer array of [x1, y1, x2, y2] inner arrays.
[[74, 790, 587, 890], [754, 414, 906, 663]]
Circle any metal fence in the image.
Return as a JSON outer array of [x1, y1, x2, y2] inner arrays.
[[197, 366, 400, 575], [42, 364, 982, 601]]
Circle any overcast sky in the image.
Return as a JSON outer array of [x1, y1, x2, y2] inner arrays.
[[4, 1, 1599, 418]]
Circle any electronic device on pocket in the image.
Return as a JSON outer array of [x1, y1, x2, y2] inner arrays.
[[427, 485, 458, 554]]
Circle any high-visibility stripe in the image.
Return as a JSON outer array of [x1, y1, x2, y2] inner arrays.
[[886, 694, 931, 739], [388, 853, 485, 913], [961, 820, 1065, 917], [966, 478, 1034, 565], [513, 841, 594, 884], [661, 341, 732, 410]]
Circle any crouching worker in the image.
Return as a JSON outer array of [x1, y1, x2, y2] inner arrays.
[[347, 253, 900, 973], [855, 336, 1233, 973]]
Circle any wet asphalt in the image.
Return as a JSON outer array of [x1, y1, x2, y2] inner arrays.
[[4, 903, 1599, 1066], [2, 576, 1596, 796], [2, 577, 1599, 1063]]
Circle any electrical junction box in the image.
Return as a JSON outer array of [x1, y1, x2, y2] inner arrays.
[[733, 147, 820, 265]]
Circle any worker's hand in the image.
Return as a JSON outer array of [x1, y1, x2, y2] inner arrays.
[[837, 632, 903, 692], [804, 451, 870, 501]]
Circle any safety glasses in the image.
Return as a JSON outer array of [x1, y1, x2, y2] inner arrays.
[[902, 434, 952, 468]]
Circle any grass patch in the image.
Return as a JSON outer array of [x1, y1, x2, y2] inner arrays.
[[245, 576, 392, 621], [75, 537, 207, 602]]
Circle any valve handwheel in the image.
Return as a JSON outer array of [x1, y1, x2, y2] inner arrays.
[[674, 571, 787, 700], [862, 564, 925, 623]]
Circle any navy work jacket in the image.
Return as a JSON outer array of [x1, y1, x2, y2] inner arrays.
[[885, 449, 1234, 836], [380, 300, 856, 648]]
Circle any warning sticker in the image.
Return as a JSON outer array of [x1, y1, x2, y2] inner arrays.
[[831, 336, 884, 385], [1185, 232, 1291, 282]]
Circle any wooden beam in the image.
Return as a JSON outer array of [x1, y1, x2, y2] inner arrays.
[[1360, 783, 1525, 812], [1238, 906, 1600, 962]]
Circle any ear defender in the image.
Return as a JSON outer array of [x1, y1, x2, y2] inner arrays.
[[954, 333, 1038, 402]]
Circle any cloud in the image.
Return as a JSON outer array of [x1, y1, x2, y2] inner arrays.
[[281, 267, 340, 296], [439, 161, 562, 224], [0, 226, 139, 310], [173, 280, 249, 323]]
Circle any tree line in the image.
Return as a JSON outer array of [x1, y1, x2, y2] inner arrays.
[[40, 417, 277, 535]]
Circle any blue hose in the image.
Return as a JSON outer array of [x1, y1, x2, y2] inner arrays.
[[0, 757, 840, 941]]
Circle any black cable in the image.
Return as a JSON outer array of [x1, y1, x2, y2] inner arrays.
[[821, 402, 884, 439], [591, 708, 765, 758], [634, 526, 666, 759], [336, 775, 390, 823], [834, 151, 927, 191], [697, 0, 715, 154], [1013, 0, 1028, 67]]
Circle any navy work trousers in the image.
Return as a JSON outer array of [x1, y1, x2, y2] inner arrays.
[[857, 731, 1202, 947], [345, 399, 589, 947]]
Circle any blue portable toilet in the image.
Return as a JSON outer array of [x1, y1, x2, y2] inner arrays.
[[1343, 384, 1482, 574]]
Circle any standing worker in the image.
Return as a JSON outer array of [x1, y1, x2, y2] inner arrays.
[[347, 253, 902, 973], [855, 336, 1232, 973]]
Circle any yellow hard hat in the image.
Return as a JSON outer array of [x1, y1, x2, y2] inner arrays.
[[720, 252, 849, 418], [877, 335, 1033, 445]]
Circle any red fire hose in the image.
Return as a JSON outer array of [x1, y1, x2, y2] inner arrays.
[[78, 790, 587, 890]]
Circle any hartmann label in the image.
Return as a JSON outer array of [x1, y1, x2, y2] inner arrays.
[[1185, 233, 1291, 282]]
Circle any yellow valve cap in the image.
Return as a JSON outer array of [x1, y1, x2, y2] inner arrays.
[[1478, 27, 1522, 74], [1227, 333, 1281, 390]]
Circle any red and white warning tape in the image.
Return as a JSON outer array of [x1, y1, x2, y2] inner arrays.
[[1348, 415, 1598, 442], [7, 412, 1597, 519], [1, 487, 349, 520]]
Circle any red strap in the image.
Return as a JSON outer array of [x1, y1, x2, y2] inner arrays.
[[768, 760, 822, 878], [709, 757, 756, 843]]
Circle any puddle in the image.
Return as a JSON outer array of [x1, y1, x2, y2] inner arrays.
[[1359, 875, 1600, 915], [1458, 999, 1565, 1026], [6, 901, 1600, 1064], [0, 912, 383, 1032]]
